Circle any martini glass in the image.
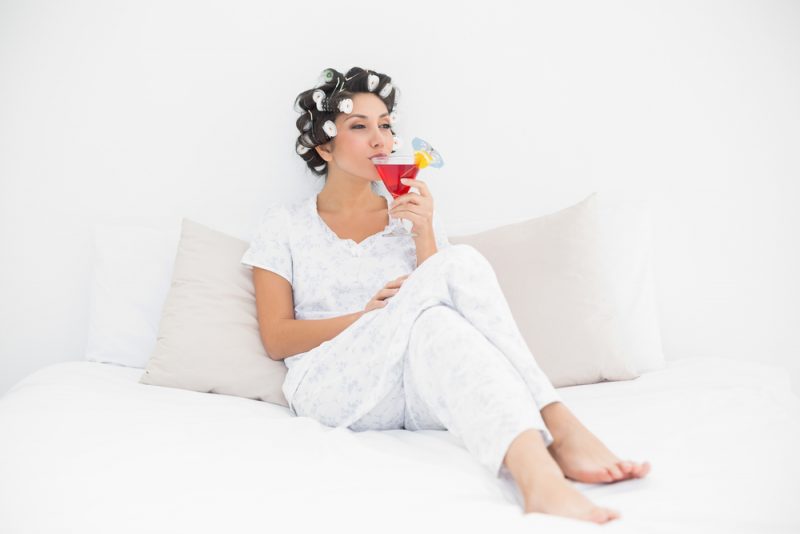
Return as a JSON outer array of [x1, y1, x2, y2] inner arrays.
[[372, 154, 420, 237]]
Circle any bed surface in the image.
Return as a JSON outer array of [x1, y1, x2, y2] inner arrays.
[[1, 357, 799, 533]]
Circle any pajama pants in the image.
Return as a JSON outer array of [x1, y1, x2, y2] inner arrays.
[[288, 244, 562, 478]]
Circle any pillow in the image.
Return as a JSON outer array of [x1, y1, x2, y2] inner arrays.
[[449, 192, 665, 387], [85, 220, 182, 368], [139, 219, 288, 407]]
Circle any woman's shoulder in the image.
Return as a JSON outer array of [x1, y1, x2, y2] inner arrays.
[[251, 194, 314, 237], [258, 194, 312, 221]]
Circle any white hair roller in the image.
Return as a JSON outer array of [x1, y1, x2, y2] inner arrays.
[[379, 82, 393, 98], [322, 120, 337, 138], [367, 73, 379, 92], [312, 90, 326, 111], [338, 98, 353, 114], [392, 136, 402, 151], [296, 144, 310, 155]]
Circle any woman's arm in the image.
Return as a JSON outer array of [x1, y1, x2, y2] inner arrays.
[[265, 311, 364, 360], [253, 267, 364, 360], [267, 312, 365, 361], [413, 226, 438, 267], [389, 178, 439, 266]]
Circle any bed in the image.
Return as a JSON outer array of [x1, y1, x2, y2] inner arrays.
[[1, 356, 799, 533], [2, 193, 799, 533]]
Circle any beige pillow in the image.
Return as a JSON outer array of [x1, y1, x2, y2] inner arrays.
[[140, 219, 288, 407], [449, 192, 665, 387]]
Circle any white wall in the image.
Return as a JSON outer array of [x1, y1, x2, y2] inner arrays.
[[1, 0, 798, 395]]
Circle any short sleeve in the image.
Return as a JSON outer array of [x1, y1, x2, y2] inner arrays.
[[432, 212, 451, 251], [240, 205, 293, 285]]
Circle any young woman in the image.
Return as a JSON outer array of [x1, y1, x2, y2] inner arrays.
[[241, 66, 651, 524]]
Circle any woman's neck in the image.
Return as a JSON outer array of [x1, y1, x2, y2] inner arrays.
[[317, 174, 384, 213]]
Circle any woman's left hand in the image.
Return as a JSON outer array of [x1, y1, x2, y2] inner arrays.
[[389, 178, 434, 240]]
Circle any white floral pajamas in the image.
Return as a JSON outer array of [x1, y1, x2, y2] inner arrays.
[[241, 188, 561, 478]]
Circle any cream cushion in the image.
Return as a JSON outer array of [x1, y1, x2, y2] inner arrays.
[[140, 219, 288, 407], [449, 192, 665, 387]]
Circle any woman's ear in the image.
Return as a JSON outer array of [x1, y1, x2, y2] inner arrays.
[[315, 142, 333, 162]]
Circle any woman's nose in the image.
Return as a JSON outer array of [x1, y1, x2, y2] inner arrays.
[[370, 127, 385, 147]]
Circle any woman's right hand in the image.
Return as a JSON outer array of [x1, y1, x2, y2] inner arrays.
[[364, 274, 410, 313]]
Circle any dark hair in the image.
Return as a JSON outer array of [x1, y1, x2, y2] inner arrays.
[[294, 67, 399, 177]]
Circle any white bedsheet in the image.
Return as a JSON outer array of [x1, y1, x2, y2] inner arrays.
[[1, 357, 799, 534]]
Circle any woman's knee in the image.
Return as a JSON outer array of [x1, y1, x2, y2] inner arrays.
[[408, 304, 474, 362], [418, 303, 458, 321], [442, 244, 494, 275], [409, 305, 455, 348]]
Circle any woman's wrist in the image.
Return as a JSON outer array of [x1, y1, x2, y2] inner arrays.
[[414, 230, 438, 266]]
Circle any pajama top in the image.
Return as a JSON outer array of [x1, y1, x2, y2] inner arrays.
[[240, 191, 450, 406]]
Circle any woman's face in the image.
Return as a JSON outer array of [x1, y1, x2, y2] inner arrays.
[[316, 92, 393, 182]]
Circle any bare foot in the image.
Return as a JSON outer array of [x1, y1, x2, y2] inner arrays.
[[543, 403, 651, 484], [523, 464, 621, 524]]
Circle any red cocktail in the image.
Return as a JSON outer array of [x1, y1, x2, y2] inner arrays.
[[376, 163, 419, 198], [372, 155, 419, 237]]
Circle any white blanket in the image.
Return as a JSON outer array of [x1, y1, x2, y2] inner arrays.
[[1, 357, 799, 533]]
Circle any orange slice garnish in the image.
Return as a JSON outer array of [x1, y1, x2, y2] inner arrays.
[[414, 150, 433, 169]]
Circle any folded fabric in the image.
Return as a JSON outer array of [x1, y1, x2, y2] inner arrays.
[[140, 219, 288, 407], [449, 192, 665, 387]]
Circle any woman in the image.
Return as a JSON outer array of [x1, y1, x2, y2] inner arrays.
[[241, 66, 651, 524]]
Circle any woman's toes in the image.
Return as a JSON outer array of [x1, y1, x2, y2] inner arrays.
[[606, 464, 624, 480], [576, 468, 613, 483], [635, 461, 651, 478], [589, 507, 621, 524], [615, 460, 652, 479], [628, 461, 649, 478], [618, 461, 635, 477]]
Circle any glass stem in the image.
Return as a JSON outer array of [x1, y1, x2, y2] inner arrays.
[[389, 211, 403, 232]]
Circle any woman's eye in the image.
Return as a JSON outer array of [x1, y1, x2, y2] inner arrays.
[[351, 124, 392, 130]]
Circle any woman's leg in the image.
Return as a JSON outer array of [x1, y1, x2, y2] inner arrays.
[[401, 245, 650, 484], [289, 244, 558, 430], [504, 429, 620, 523], [404, 305, 620, 524], [402, 305, 552, 477], [347, 375, 405, 432], [398, 245, 562, 411], [297, 240, 561, 434]]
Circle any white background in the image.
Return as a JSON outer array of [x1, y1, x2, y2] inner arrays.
[[1, 0, 798, 396]]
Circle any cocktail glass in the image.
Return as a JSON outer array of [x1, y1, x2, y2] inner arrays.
[[372, 155, 420, 237]]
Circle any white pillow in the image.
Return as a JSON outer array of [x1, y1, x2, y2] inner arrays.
[[85, 220, 182, 368], [450, 192, 665, 387]]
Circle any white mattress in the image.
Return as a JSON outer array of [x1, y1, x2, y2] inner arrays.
[[1, 357, 798, 534]]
